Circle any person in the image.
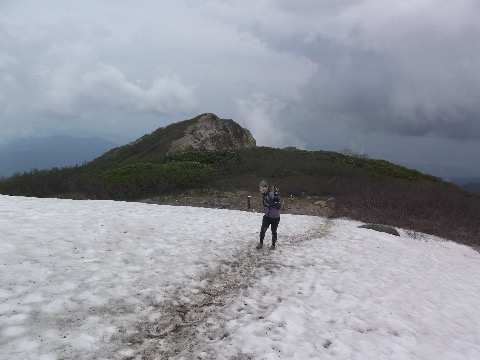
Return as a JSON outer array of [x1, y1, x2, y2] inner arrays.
[[257, 180, 280, 250]]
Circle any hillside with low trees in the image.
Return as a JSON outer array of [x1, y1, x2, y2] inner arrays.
[[0, 114, 478, 250]]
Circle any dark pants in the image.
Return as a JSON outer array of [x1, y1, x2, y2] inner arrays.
[[260, 215, 280, 245]]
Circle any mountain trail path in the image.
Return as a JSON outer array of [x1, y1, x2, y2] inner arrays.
[[123, 217, 333, 359]]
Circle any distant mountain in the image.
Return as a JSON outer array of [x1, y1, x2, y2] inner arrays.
[[461, 183, 480, 195], [449, 177, 480, 186], [0, 135, 117, 177], [448, 177, 480, 195], [94, 113, 255, 165]]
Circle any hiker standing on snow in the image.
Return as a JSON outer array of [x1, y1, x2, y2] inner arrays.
[[257, 180, 281, 250]]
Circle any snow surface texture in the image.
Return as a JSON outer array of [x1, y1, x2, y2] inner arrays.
[[1, 195, 479, 359]]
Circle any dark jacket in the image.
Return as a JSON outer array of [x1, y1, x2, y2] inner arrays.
[[262, 191, 280, 218]]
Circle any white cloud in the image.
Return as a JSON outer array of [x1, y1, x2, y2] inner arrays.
[[0, 1, 313, 142], [36, 60, 197, 116], [236, 93, 305, 149], [215, 0, 480, 140]]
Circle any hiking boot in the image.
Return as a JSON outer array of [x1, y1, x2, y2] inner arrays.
[[270, 244, 276, 250], [256, 243, 263, 249]]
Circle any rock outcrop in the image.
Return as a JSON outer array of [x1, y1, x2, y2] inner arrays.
[[169, 113, 256, 152], [358, 224, 400, 236]]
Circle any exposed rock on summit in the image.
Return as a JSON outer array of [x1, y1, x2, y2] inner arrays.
[[93, 113, 256, 163], [169, 113, 256, 152]]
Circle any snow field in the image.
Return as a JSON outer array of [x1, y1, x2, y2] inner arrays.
[[1, 195, 479, 359]]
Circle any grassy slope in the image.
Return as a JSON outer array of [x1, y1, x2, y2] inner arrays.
[[92, 116, 197, 167]]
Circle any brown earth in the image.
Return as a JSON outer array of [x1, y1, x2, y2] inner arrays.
[[141, 191, 337, 218]]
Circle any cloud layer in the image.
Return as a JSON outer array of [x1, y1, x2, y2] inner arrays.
[[203, 0, 480, 140], [1, 0, 479, 175]]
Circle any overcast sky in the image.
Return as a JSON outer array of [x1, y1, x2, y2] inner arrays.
[[1, 0, 479, 178]]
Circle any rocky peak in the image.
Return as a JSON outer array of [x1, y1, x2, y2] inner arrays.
[[169, 113, 256, 152]]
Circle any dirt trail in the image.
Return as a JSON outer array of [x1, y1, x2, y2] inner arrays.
[[123, 217, 333, 359]]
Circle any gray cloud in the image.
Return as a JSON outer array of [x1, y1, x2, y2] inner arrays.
[[1, 0, 479, 176], [0, 10, 199, 142], [204, 0, 480, 140], [0, 0, 312, 143], [235, 92, 306, 149]]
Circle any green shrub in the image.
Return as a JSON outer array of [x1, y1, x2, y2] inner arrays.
[[99, 161, 218, 198], [0, 166, 104, 198], [309, 151, 440, 181], [166, 150, 243, 169], [162, 161, 219, 188]]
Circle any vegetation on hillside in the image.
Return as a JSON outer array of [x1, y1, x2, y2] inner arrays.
[[1, 145, 479, 249], [93, 116, 197, 165], [100, 161, 218, 198]]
